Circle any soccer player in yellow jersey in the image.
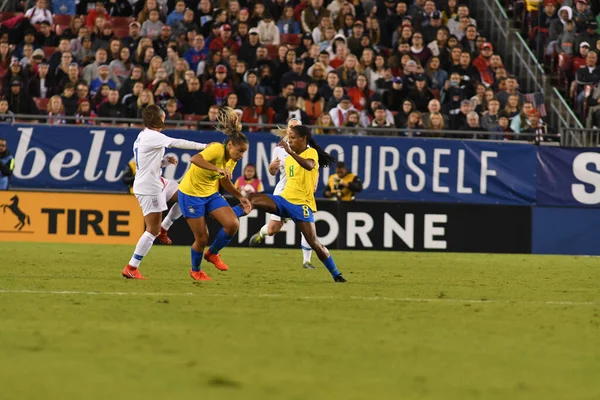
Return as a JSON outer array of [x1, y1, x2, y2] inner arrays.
[[178, 108, 252, 281], [247, 125, 347, 283]]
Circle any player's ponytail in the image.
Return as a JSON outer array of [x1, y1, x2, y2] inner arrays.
[[271, 118, 301, 139], [291, 125, 336, 168], [217, 106, 248, 146]]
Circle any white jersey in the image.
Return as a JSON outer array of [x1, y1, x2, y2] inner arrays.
[[271, 146, 289, 195], [133, 128, 206, 196]]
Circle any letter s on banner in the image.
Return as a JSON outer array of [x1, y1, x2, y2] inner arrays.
[[572, 152, 600, 205]]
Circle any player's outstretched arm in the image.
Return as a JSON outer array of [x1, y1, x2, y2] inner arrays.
[[165, 136, 207, 151]]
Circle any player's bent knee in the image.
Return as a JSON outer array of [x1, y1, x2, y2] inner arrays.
[[223, 219, 239, 235]]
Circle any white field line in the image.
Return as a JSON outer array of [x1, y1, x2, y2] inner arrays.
[[0, 289, 597, 306]]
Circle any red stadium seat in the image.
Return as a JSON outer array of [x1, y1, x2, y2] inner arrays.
[[111, 16, 134, 28], [184, 114, 204, 121], [0, 12, 16, 22], [53, 15, 71, 25], [113, 27, 129, 38], [34, 97, 49, 111], [281, 34, 300, 46], [43, 46, 56, 59], [265, 44, 278, 59]]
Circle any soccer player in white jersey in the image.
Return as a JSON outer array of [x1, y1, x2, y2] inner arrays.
[[248, 118, 316, 269], [122, 105, 208, 279]]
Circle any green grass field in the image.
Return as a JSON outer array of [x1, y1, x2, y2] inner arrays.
[[0, 242, 599, 400]]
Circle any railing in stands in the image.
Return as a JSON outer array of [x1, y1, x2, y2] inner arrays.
[[559, 128, 600, 148], [0, 113, 561, 143]]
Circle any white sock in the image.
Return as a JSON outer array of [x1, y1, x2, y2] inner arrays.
[[161, 203, 182, 231], [300, 234, 312, 264], [259, 224, 269, 237], [128, 231, 156, 268]]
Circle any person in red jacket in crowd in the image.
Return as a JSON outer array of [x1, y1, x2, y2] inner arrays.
[[208, 24, 240, 54], [86, 0, 111, 30], [473, 42, 495, 87]]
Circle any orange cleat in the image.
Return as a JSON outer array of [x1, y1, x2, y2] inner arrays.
[[122, 265, 146, 280], [190, 270, 212, 281], [157, 227, 172, 245], [204, 250, 229, 271]]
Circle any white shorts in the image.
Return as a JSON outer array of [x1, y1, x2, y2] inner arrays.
[[135, 179, 179, 216], [269, 213, 290, 223]]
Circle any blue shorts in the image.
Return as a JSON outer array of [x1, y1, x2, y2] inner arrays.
[[268, 195, 314, 223], [179, 191, 229, 219]]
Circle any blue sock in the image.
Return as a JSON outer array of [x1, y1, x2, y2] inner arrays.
[[322, 256, 340, 278], [232, 205, 245, 218], [209, 228, 234, 255], [191, 248, 203, 271]]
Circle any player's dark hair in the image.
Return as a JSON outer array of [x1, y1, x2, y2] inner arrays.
[[291, 125, 336, 168], [142, 104, 165, 130], [217, 106, 248, 146]]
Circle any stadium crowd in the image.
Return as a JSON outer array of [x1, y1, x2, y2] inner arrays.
[[0, 0, 548, 138]]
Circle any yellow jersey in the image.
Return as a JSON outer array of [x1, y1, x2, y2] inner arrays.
[[179, 144, 237, 197], [281, 147, 319, 212]]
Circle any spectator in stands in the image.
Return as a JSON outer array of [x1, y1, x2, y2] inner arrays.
[[180, 76, 214, 115], [122, 81, 144, 109], [576, 21, 600, 51], [239, 29, 260, 69], [302, 0, 329, 33], [557, 19, 576, 56], [496, 75, 524, 109], [90, 65, 116, 97], [298, 81, 325, 124], [461, 111, 486, 139], [347, 74, 373, 111], [238, 70, 265, 107], [28, 61, 54, 98], [275, 94, 309, 124], [281, 57, 310, 97], [75, 99, 96, 125], [54, 51, 72, 83], [197, 105, 220, 130], [257, 13, 280, 45], [47, 95, 66, 125], [447, 4, 476, 39], [500, 94, 521, 123], [344, 110, 361, 131], [329, 94, 356, 126], [137, 0, 166, 24], [423, 112, 445, 138], [324, 161, 362, 201], [164, 98, 182, 123], [369, 105, 394, 133], [25, 0, 53, 25], [153, 25, 172, 60], [128, 88, 153, 118], [511, 101, 536, 133], [202, 64, 232, 105], [14, 29, 37, 60], [278, 5, 301, 35], [209, 24, 239, 54], [421, 98, 449, 128], [83, 48, 109, 83], [573, 0, 594, 33], [37, 20, 58, 47], [141, 9, 164, 40], [98, 89, 127, 120], [0, 136, 14, 190], [172, 8, 197, 39], [325, 85, 346, 111], [0, 97, 15, 124], [241, 91, 276, 131], [408, 74, 435, 112], [481, 99, 501, 132], [86, 0, 109, 29], [3, 59, 29, 95], [61, 82, 78, 117], [109, 47, 133, 86], [19, 45, 35, 69], [153, 79, 175, 109], [314, 113, 335, 134], [7, 77, 38, 115], [167, 1, 186, 26], [319, 71, 339, 102]]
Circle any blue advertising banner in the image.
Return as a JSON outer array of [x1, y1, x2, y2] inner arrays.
[[536, 147, 600, 207], [532, 207, 600, 255], [1, 125, 537, 204]]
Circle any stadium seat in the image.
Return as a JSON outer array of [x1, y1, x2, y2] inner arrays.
[[281, 34, 300, 46], [43, 46, 56, 59], [265, 44, 278, 59], [0, 12, 15, 22], [113, 27, 129, 38], [184, 114, 203, 121], [53, 15, 71, 25], [111, 16, 134, 28], [34, 97, 49, 111]]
